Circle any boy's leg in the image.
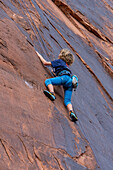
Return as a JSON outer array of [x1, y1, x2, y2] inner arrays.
[[64, 88, 73, 109], [45, 76, 63, 87], [47, 84, 54, 93], [64, 89, 78, 121], [44, 77, 63, 101], [67, 103, 73, 112]]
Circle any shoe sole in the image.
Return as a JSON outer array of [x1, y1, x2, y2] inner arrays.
[[71, 116, 78, 122], [70, 113, 78, 122], [44, 90, 55, 101]]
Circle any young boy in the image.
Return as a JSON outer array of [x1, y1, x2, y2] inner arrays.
[[36, 49, 78, 121]]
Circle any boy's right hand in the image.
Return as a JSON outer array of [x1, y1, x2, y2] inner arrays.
[[36, 51, 51, 66]]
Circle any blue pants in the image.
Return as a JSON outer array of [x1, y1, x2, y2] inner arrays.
[[45, 75, 73, 106]]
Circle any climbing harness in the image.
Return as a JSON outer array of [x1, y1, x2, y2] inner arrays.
[[58, 70, 71, 76]]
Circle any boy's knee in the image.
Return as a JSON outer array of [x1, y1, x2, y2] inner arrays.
[[64, 99, 71, 106], [45, 79, 51, 87]]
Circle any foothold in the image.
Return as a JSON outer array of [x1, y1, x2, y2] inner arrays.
[[89, 120, 92, 123], [24, 81, 33, 89]]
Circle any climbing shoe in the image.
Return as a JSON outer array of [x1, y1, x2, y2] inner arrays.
[[44, 90, 56, 101], [69, 111, 78, 122]]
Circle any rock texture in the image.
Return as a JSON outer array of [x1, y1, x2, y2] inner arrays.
[[0, 0, 113, 169]]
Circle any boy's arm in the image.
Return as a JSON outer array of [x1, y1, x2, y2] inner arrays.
[[36, 51, 51, 66]]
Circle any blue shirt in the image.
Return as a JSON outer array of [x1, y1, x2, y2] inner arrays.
[[51, 59, 72, 76]]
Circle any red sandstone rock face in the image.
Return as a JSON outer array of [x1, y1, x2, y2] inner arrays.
[[0, 0, 113, 169]]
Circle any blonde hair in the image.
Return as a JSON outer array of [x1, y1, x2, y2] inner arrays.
[[59, 49, 74, 65]]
